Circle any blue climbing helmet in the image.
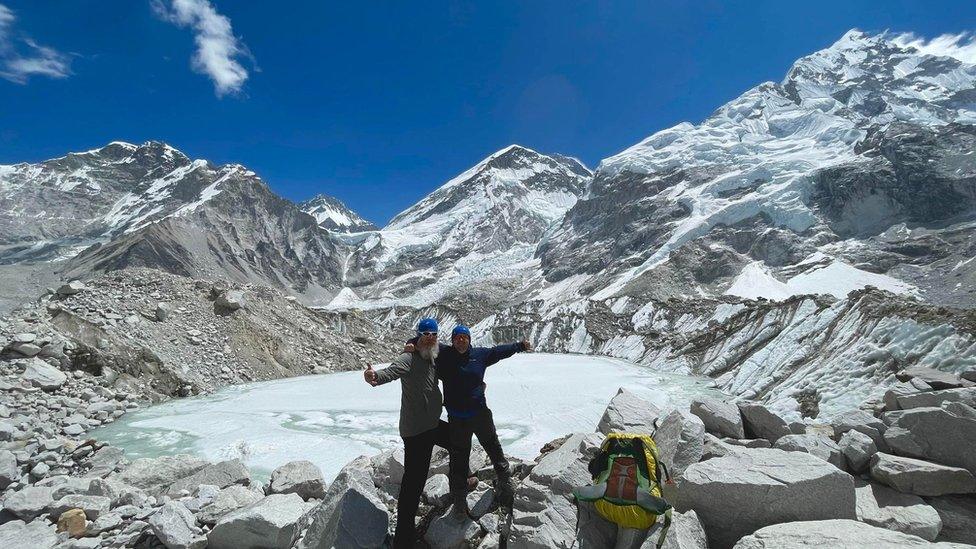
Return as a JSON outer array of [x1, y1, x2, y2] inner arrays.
[[417, 318, 438, 334], [452, 324, 471, 339]]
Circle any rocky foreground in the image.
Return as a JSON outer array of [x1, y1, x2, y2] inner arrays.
[[1, 324, 975, 549]]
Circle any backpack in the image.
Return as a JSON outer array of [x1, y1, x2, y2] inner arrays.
[[573, 432, 673, 547]]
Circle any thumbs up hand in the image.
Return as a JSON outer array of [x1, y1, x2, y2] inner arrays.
[[364, 364, 379, 386]]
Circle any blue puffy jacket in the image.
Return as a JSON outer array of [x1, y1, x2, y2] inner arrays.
[[436, 342, 525, 418]]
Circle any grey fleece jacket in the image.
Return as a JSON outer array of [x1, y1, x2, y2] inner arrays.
[[374, 351, 443, 438]]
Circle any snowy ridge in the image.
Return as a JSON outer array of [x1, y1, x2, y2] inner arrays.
[[300, 194, 377, 233]]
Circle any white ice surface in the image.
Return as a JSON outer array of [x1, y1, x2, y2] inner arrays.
[[91, 354, 720, 482]]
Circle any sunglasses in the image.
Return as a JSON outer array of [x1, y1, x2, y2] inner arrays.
[[419, 331, 438, 336]]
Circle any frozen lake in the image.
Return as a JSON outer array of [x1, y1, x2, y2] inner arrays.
[[91, 353, 722, 481]]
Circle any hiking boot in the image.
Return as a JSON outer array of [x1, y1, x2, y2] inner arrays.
[[466, 475, 478, 491]]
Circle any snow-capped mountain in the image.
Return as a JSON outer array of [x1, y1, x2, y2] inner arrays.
[[300, 194, 377, 233], [0, 140, 352, 304], [0, 141, 216, 263], [538, 29, 976, 308], [335, 145, 591, 307]]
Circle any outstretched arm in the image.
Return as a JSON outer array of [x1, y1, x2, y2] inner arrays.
[[369, 353, 412, 386], [484, 340, 532, 367]]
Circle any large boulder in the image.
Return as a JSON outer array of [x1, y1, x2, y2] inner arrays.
[[925, 495, 976, 545], [425, 509, 484, 548], [870, 453, 976, 497], [3, 485, 57, 521], [884, 403, 976, 475], [773, 433, 846, 470], [268, 460, 327, 500], [112, 454, 209, 495], [509, 432, 611, 548], [197, 485, 264, 525], [149, 501, 206, 549], [732, 519, 965, 548], [896, 367, 966, 390], [209, 493, 315, 549], [57, 280, 86, 296], [831, 409, 887, 451], [676, 447, 855, 549], [855, 480, 942, 541], [690, 398, 744, 439], [838, 429, 876, 473], [736, 402, 789, 443], [895, 388, 976, 411], [166, 459, 250, 497], [0, 519, 59, 549], [22, 358, 67, 391], [0, 449, 18, 490], [216, 290, 245, 312], [300, 456, 390, 549], [49, 494, 111, 520], [597, 389, 661, 434], [642, 510, 708, 549], [654, 409, 705, 477]]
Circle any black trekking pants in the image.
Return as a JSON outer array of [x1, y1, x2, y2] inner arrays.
[[393, 420, 451, 548], [448, 407, 510, 494]]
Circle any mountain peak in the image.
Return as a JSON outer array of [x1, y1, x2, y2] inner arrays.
[[299, 193, 376, 233]]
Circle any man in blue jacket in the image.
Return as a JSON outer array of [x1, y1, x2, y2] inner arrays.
[[434, 325, 532, 515]]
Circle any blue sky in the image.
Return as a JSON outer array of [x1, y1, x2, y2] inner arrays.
[[2, 1, 975, 225]]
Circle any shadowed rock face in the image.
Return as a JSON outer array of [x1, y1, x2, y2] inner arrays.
[[811, 123, 976, 238]]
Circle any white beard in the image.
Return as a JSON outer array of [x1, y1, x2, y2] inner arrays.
[[419, 343, 439, 361]]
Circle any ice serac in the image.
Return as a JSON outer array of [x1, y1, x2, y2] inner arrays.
[[539, 30, 976, 308], [299, 194, 377, 233], [340, 145, 591, 308]]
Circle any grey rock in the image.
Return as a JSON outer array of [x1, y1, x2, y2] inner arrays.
[[300, 456, 389, 549], [423, 473, 451, 507], [49, 494, 112, 519], [509, 432, 607, 548], [831, 408, 887, 450], [209, 493, 315, 549], [3, 485, 57, 521], [0, 519, 59, 549], [690, 398, 745, 439], [57, 280, 86, 296], [855, 480, 942, 541], [216, 290, 245, 312], [884, 404, 976, 475], [925, 495, 976, 545], [774, 433, 846, 470], [267, 460, 326, 500], [871, 453, 976, 497], [0, 449, 18, 489], [425, 508, 484, 548], [732, 519, 963, 548], [21, 358, 67, 391], [198, 484, 264, 525], [156, 302, 172, 321], [838, 429, 877, 473], [149, 501, 206, 549], [676, 447, 856, 548], [597, 388, 661, 435], [642, 509, 708, 549], [896, 388, 976, 411], [962, 369, 976, 383], [722, 437, 771, 448], [87, 511, 123, 535], [896, 366, 965, 390], [85, 445, 127, 477], [113, 454, 209, 494], [653, 408, 705, 477], [166, 459, 250, 497], [369, 447, 404, 497], [0, 420, 15, 442], [736, 402, 790, 442]]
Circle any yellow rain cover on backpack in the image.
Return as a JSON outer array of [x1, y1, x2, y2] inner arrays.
[[581, 432, 671, 529]]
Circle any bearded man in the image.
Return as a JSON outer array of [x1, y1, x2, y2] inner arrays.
[[364, 317, 455, 548]]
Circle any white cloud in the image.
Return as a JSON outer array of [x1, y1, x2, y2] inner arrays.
[[152, 0, 252, 97], [0, 3, 71, 84], [891, 31, 976, 65]]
